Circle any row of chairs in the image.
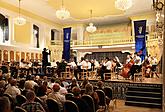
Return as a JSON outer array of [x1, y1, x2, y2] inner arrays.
[[60, 66, 98, 80]]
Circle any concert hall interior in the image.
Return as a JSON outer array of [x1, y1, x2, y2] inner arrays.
[[0, 0, 164, 112]]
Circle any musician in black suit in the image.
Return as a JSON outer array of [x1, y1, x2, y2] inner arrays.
[[42, 48, 51, 75]]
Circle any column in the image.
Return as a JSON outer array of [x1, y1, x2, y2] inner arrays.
[[163, 10, 165, 111]]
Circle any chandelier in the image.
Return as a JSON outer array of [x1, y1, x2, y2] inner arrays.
[[56, 0, 70, 20], [115, 0, 133, 11], [14, 0, 26, 25], [86, 10, 97, 33]]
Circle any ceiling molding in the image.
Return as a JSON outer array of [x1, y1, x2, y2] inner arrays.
[[0, 1, 62, 28]]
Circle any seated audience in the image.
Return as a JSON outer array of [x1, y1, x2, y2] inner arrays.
[[5, 79, 21, 98], [47, 83, 65, 111], [84, 83, 99, 110], [71, 86, 91, 112], [97, 81, 104, 91], [21, 90, 45, 112], [0, 96, 11, 112]]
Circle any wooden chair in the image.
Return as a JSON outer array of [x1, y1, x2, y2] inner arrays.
[[95, 90, 106, 110], [81, 95, 95, 112], [134, 65, 143, 82], [46, 98, 60, 112], [16, 95, 27, 106], [80, 66, 89, 79], [61, 66, 72, 79], [64, 100, 79, 112], [90, 67, 97, 79], [103, 71, 111, 80], [14, 106, 27, 112]]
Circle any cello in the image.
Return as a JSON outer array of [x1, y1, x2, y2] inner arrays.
[[121, 59, 134, 78]]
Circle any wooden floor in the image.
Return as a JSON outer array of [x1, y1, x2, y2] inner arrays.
[[109, 100, 162, 112], [85, 73, 162, 84]]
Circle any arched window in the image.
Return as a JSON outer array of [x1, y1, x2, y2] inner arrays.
[[10, 51, 14, 61], [33, 24, 39, 48], [51, 29, 60, 45], [3, 50, 8, 62], [16, 51, 20, 62], [26, 52, 30, 61], [31, 53, 34, 60], [0, 13, 9, 43], [36, 53, 38, 60], [21, 52, 25, 60]]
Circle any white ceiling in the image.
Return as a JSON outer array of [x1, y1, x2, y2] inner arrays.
[[1, 0, 155, 25]]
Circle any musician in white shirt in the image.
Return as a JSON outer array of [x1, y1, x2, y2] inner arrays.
[[85, 59, 92, 71], [130, 53, 142, 80], [100, 57, 112, 80]]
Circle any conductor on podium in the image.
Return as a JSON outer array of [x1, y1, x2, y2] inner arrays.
[[42, 48, 51, 75]]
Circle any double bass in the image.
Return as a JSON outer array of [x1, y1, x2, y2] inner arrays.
[[121, 59, 134, 78]]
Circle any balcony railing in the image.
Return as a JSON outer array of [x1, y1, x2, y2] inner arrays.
[[50, 35, 159, 47]]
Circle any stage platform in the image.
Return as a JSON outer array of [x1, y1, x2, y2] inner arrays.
[[74, 76, 163, 100]]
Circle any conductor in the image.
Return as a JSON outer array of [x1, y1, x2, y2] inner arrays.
[[42, 48, 51, 75]]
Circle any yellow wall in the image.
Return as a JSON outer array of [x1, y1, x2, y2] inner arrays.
[[14, 22, 31, 44], [84, 22, 131, 40]]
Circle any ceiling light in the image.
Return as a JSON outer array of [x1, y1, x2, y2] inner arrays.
[[56, 0, 70, 20], [115, 0, 133, 11], [14, 0, 26, 25], [86, 10, 97, 33], [86, 23, 97, 33]]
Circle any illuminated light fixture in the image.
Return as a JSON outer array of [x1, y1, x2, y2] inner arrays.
[[14, 0, 26, 25], [56, 0, 70, 20], [115, 0, 133, 11], [86, 10, 97, 33]]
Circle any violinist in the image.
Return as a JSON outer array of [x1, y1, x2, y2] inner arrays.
[[129, 52, 141, 80]]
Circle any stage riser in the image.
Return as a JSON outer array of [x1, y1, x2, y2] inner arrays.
[[75, 80, 162, 100], [125, 102, 162, 108], [127, 87, 162, 93], [125, 86, 162, 108], [126, 92, 162, 98], [126, 97, 162, 103]]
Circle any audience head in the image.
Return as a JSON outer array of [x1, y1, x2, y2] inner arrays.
[[35, 75, 40, 81], [26, 90, 36, 102], [71, 78, 78, 87], [0, 80, 6, 88], [53, 83, 60, 92], [97, 81, 103, 89], [50, 78, 55, 83], [43, 76, 47, 81], [10, 79, 17, 86], [85, 83, 93, 94], [72, 87, 81, 97], [81, 79, 89, 88], [24, 82, 33, 90], [0, 97, 11, 112]]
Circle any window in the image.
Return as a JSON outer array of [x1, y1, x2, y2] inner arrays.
[[0, 13, 9, 43], [33, 24, 39, 48]]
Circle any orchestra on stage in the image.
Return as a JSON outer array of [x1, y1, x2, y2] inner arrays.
[[0, 49, 160, 82]]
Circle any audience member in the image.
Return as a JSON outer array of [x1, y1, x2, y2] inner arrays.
[[84, 83, 99, 110], [21, 90, 45, 112], [47, 83, 65, 111], [71, 86, 91, 112], [0, 96, 11, 112], [5, 79, 21, 98]]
